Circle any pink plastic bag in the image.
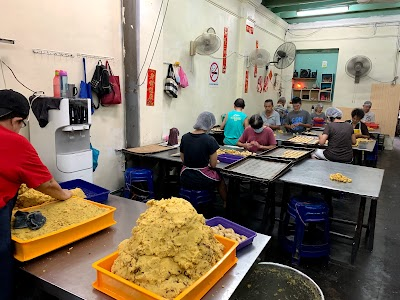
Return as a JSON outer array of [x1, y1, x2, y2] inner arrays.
[[178, 66, 189, 88]]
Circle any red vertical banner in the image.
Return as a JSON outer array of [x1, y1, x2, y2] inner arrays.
[[222, 27, 228, 74], [254, 40, 258, 78], [146, 69, 156, 106], [245, 70, 249, 93]]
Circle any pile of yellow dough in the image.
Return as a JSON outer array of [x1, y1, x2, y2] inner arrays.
[[111, 198, 224, 300], [16, 184, 85, 209], [330, 173, 352, 183]]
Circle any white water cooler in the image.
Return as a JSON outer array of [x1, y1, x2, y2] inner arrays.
[[30, 98, 93, 183]]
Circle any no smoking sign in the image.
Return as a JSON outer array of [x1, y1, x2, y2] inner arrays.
[[209, 62, 219, 86]]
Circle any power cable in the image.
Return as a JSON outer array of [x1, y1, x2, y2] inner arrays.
[[136, 0, 165, 84], [137, 0, 170, 87]]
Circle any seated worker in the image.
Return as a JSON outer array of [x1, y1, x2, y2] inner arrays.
[[180, 111, 227, 207], [284, 97, 312, 133], [311, 103, 326, 126], [361, 100, 375, 123], [220, 98, 248, 146], [313, 107, 356, 163], [261, 99, 281, 130], [237, 114, 277, 152], [346, 108, 370, 139], [275, 96, 288, 124]]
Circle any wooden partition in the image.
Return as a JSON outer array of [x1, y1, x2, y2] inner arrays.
[[337, 84, 400, 137]]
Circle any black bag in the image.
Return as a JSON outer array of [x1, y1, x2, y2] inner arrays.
[[90, 60, 111, 101], [164, 64, 178, 98]]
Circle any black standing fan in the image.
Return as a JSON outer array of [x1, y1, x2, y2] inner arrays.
[[268, 42, 296, 70]]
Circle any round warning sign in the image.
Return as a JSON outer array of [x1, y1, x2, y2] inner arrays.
[[210, 62, 219, 85]]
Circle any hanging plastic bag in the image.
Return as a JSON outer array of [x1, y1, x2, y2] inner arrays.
[[178, 66, 189, 88], [90, 144, 100, 172]]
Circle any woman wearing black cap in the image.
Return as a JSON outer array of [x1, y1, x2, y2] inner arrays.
[[0, 89, 72, 299]]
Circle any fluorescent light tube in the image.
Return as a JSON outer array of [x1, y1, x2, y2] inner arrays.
[[297, 6, 349, 17]]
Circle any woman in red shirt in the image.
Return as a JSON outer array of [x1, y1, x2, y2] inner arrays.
[[0, 90, 72, 299], [237, 114, 277, 152]]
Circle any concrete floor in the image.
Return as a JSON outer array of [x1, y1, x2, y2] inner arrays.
[[232, 138, 400, 300]]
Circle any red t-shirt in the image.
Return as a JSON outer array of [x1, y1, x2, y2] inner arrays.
[[239, 126, 277, 152], [0, 126, 52, 208]]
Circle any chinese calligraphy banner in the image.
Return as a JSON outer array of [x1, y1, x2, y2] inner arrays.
[[146, 69, 156, 106]]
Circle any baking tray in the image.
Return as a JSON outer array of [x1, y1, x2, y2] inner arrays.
[[259, 146, 314, 163], [92, 235, 238, 300], [221, 156, 293, 183], [12, 200, 116, 262], [286, 135, 319, 145], [206, 217, 257, 251]]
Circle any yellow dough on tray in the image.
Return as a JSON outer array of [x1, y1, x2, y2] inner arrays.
[[111, 198, 224, 300]]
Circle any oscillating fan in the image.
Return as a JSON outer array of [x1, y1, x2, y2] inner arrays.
[[190, 28, 221, 56], [248, 48, 271, 67], [346, 55, 372, 83], [269, 42, 296, 69]]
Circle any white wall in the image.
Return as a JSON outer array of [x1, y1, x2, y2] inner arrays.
[[0, 0, 125, 190], [285, 17, 400, 113], [137, 0, 288, 143]]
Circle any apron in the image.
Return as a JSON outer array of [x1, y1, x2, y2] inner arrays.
[[351, 121, 361, 135], [180, 166, 221, 181]]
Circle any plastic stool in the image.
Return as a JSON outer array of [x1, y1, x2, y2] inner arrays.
[[179, 187, 214, 209], [281, 196, 330, 265], [123, 168, 155, 200]]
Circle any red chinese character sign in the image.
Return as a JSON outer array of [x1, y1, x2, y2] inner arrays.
[[222, 27, 228, 74], [209, 62, 219, 87], [146, 69, 156, 106], [246, 19, 254, 34], [244, 70, 249, 93]]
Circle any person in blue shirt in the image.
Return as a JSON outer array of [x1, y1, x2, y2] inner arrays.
[[284, 97, 312, 133], [220, 98, 248, 145]]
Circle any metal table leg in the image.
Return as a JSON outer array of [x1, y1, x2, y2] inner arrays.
[[278, 182, 290, 236], [261, 182, 275, 235], [366, 198, 377, 251], [351, 196, 366, 264]]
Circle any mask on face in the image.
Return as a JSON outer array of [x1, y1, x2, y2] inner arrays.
[[253, 127, 263, 134]]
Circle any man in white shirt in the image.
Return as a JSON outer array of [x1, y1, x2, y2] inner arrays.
[[361, 100, 376, 123], [261, 99, 281, 130]]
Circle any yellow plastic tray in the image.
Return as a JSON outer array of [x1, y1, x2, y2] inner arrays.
[[92, 235, 238, 300], [12, 200, 116, 262]]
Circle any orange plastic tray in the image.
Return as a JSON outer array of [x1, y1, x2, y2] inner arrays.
[[12, 200, 116, 262], [92, 235, 238, 300]]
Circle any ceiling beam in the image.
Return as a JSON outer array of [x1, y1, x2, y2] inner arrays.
[[271, 0, 356, 13], [275, 2, 400, 19], [262, 0, 351, 9]]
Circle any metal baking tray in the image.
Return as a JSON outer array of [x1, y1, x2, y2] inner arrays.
[[258, 146, 314, 163], [221, 156, 293, 183], [286, 135, 319, 145]]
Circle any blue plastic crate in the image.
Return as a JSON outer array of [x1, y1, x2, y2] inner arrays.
[[59, 179, 110, 203]]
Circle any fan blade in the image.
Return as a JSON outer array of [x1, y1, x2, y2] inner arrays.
[[355, 70, 361, 84]]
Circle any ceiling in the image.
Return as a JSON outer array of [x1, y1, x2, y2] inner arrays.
[[262, 0, 400, 23]]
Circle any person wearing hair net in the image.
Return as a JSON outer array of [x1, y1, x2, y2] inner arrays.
[[180, 112, 227, 208], [361, 100, 375, 123], [313, 107, 356, 163], [0, 90, 72, 299]]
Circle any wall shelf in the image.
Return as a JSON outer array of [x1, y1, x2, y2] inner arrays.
[[292, 74, 334, 102]]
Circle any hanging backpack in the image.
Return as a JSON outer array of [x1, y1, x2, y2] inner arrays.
[[90, 60, 111, 101], [164, 64, 178, 98]]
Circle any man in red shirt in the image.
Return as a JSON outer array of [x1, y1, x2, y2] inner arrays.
[[0, 90, 72, 299], [237, 114, 277, 152]]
